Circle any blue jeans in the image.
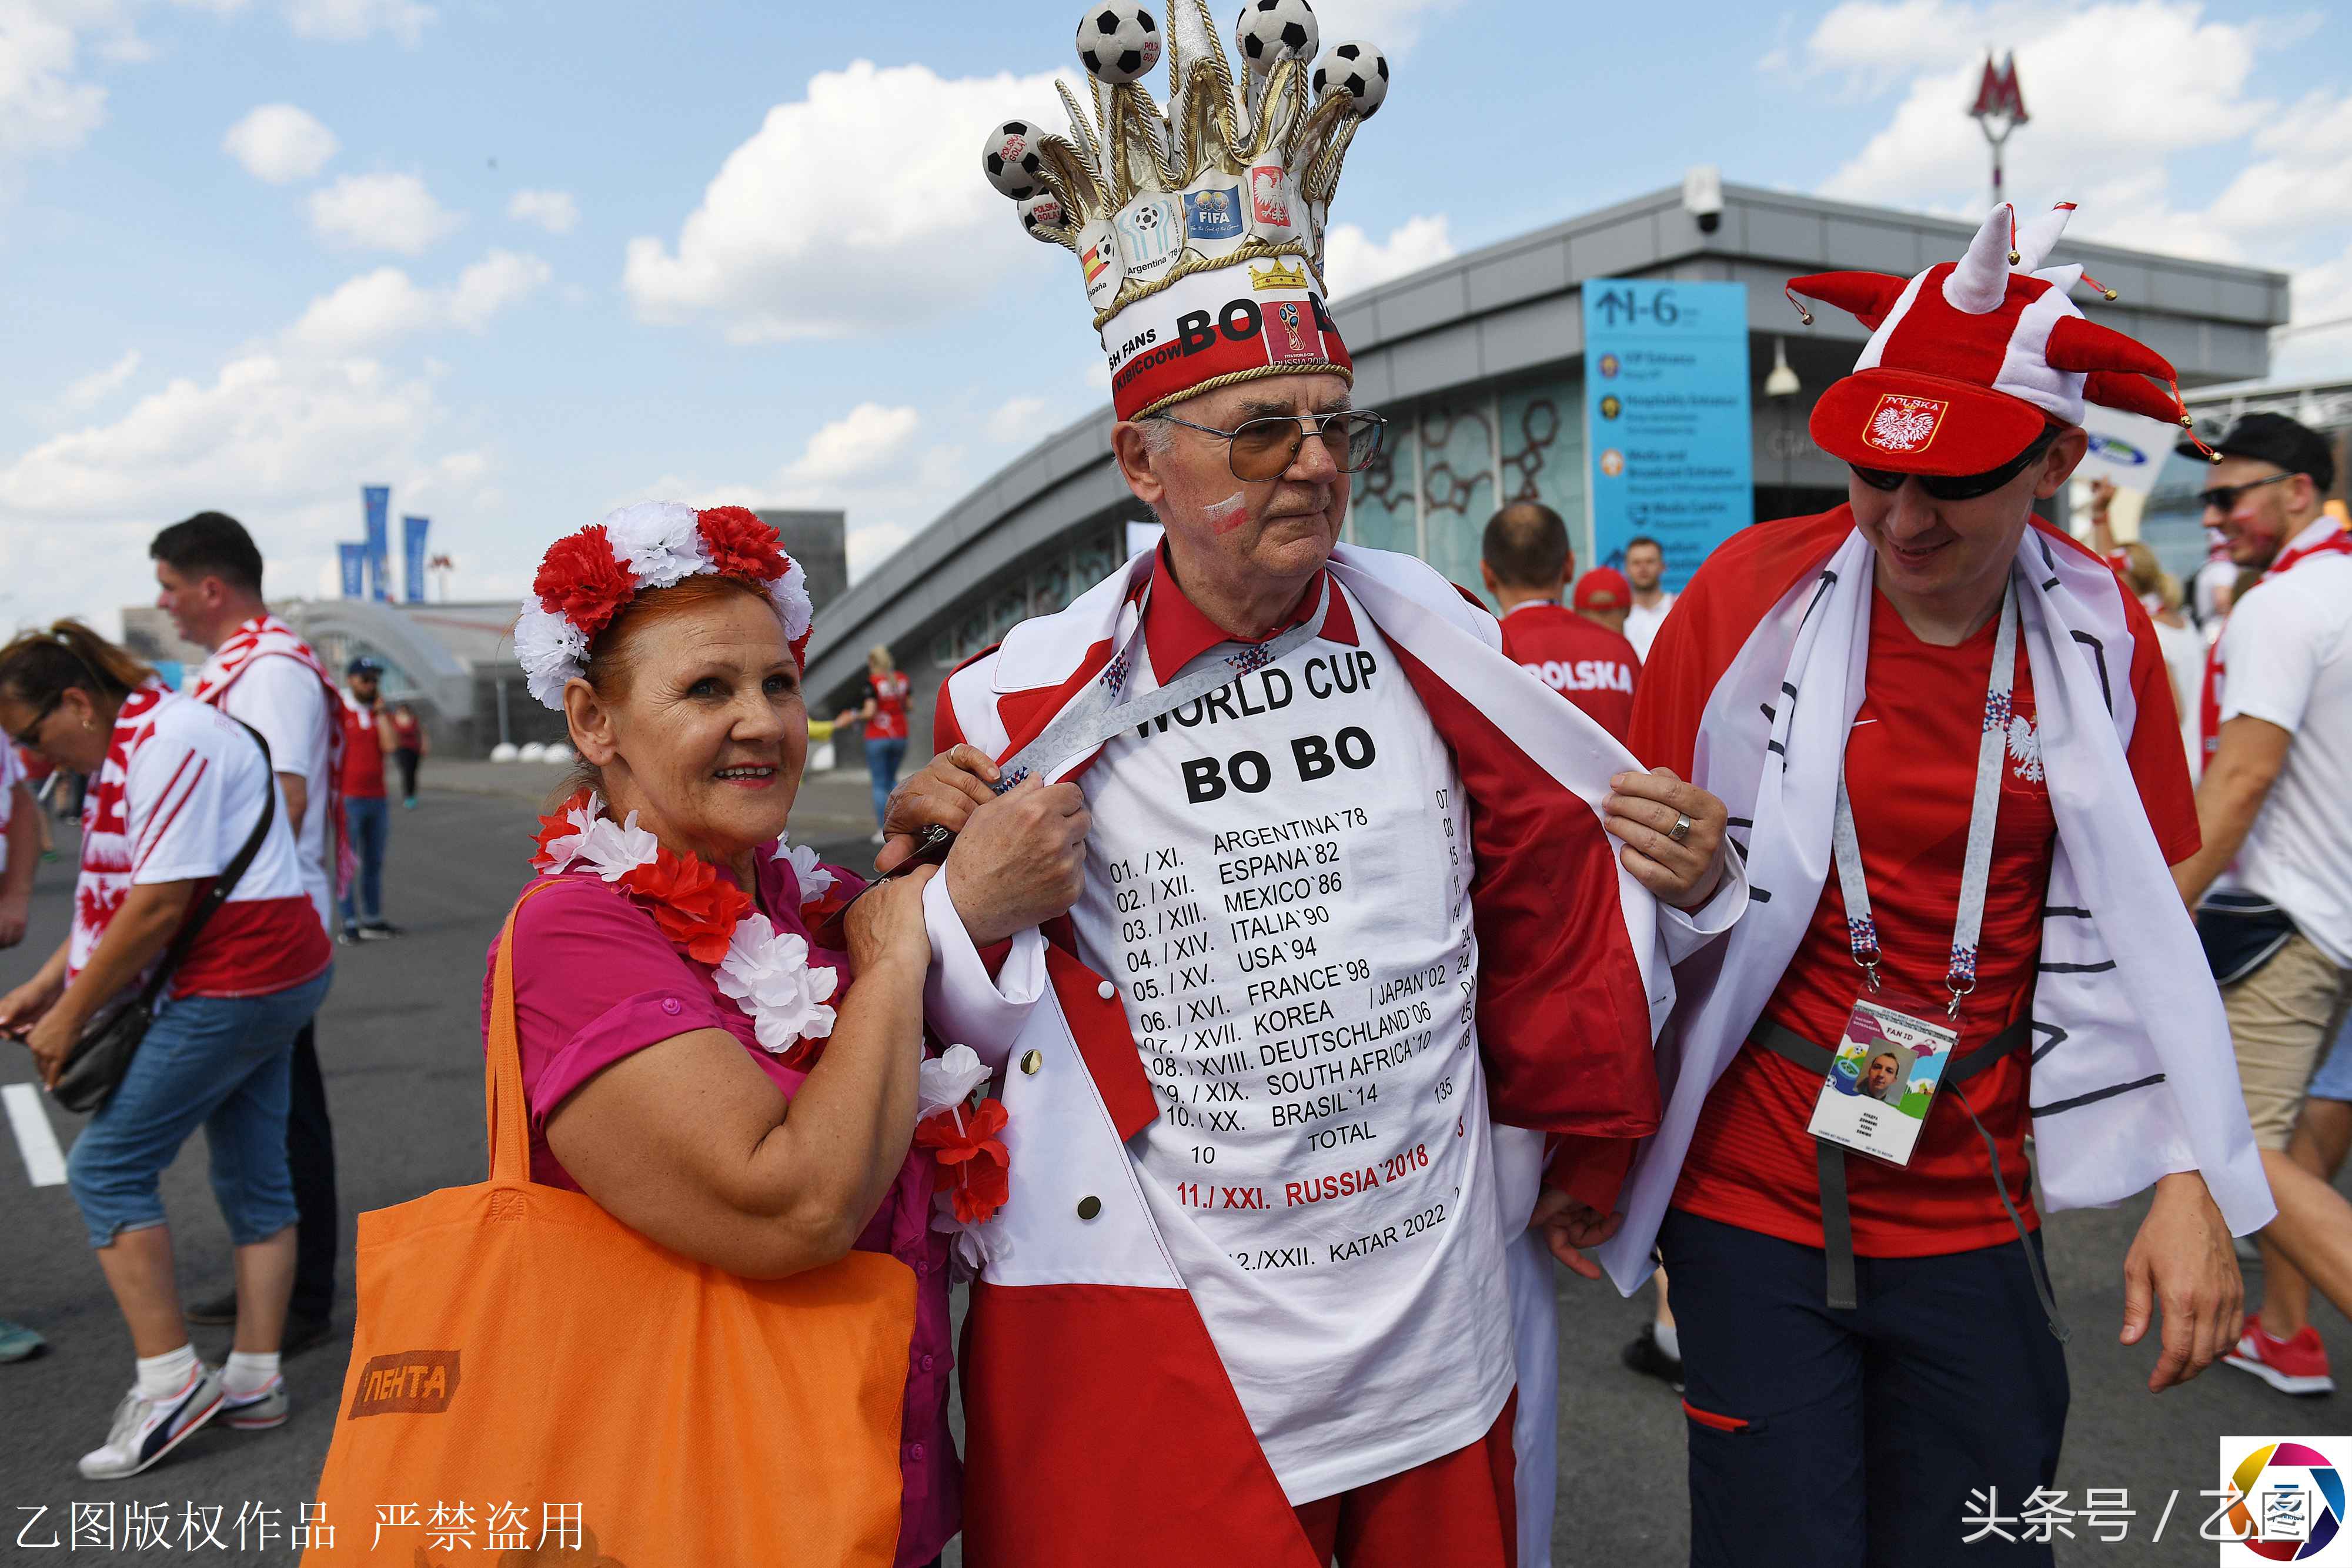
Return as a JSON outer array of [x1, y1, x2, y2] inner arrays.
[[340, 794, 389, 925], [866, 737, 908, 830], [1660, 1209, 2068, 1567], [66, 969, 332, 1251]]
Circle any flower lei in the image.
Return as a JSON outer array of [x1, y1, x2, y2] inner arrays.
[[532, 790, 837, 1065], [530, 793, 1014, 1258]]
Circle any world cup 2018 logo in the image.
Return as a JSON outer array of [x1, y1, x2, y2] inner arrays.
[[2224, 1442, 2348, 1561]]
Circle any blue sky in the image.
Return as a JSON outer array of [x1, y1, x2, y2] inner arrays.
[[5, 0, 2350, 633]]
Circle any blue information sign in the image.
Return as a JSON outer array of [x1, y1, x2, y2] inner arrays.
[[1582, 280, 1753, 591], [363, 485, 392, 602]]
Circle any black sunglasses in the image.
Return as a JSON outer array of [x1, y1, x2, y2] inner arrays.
[[1852, 425, 2061, 502], [9, 694, 61, 751], [2198, 471, 2294, 514]]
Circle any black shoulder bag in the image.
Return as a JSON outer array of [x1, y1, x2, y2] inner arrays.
[[52, 722, 277, 1114]]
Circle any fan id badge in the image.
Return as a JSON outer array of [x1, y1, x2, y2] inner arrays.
[[1805, 997, 1959, 1168]]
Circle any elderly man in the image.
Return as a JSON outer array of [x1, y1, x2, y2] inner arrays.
[[898, 12, 1744, 1567]]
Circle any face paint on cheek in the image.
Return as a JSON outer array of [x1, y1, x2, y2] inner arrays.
[[1204, 491, 1249, 534]]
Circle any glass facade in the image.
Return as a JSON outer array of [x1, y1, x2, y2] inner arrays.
[[1345, 364, 1586, 606], [917, 360, 1590, 670]]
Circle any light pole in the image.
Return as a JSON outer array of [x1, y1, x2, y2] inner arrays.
[[1970, 52, 2029, 208], [1765, 336, 1802, 509]]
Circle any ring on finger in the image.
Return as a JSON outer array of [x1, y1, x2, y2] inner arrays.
[[1668, 812, 1693, 845]]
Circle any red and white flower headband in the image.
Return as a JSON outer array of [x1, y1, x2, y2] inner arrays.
[[514, 502, 814, 710]]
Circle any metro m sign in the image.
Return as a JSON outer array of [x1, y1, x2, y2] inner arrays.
[[1970, 52, 2029, 128]]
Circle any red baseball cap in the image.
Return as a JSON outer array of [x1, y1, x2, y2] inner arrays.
[[1790, 202, 2208, 476], [1573, 568, 1631, 613]]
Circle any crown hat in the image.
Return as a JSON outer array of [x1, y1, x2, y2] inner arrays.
[[1789, 201, 2219, 477], [983, 1, 1390, 422]]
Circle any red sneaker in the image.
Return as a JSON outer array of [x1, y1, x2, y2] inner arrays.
[[2224, 1320, 2336, 1396]]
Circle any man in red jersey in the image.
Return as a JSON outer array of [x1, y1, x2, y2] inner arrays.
[[1591, 202, 2270, 1568], [1481, 502, 1641, 742]]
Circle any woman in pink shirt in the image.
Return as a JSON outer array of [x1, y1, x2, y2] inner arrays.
[[496, 505, 1076, 1565]]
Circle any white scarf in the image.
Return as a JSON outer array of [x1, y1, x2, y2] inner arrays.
[[1598, 525, 2274, 1289]]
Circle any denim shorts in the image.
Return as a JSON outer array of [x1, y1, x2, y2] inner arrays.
[[2308, 1004, 2352, 1104], [66, 969, 332, 1250]]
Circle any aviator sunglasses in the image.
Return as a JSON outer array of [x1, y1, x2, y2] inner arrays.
[[1144, 409, 1388, 483], [1850, 424, 2062, 502]]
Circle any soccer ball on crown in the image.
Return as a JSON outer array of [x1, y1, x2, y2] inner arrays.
[[1018, 190, 1067, 239], [1077, 2, 1161, 85], [983, 119, 1045, 199], [1311, 40, 1389, 118], [1234, 0, 1318, 71]]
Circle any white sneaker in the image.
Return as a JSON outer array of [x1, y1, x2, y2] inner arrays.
[[219, 1373, 289, 1430], [77, 1366, 225, 1480]]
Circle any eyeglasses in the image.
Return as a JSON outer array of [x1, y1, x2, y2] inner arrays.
[[2198, 471, 2293, 514], [1145, 409, 1388, 482], [1851, 425, 2061, 502], [9, 694, 61, 751]]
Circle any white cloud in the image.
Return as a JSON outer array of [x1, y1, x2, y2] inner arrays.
[[0, 0, 113, 166], [1322, 213, 1454, 297], [607, 403, 963, 584], [505, 188, 578, 235], [624, 59, 1080, 343], [283, 0, 433, 46], [781, 403, 922, 489], [290, 267, 437, 353], [0, 343, 499, 631], [308, 171, 463, 254], [289, 249, 549, 353], [54, 348, 140, 413], [1305, 0, 1467, 55], [447, 249, 552, 329], [985, 395, 1050, 447], [1798, 0, 2352, 379], [222, 102, 338, 183], [1814, 3, 2270, 220]]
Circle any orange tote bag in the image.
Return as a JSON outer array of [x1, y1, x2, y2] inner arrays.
[[303, 884, 918, 1566]]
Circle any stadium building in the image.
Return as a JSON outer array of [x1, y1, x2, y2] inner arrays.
[[797, 180, 2287, 747], [124, 186, 2286, 756]]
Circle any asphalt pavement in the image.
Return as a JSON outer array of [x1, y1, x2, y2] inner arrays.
[[3, 775, 2348, 1565]]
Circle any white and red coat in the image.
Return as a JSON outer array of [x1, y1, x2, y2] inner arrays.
[[918, 543, 1746, 1567], [188, 616, 351, 895]]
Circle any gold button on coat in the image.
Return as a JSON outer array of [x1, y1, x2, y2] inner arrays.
[[1076, 1195, 1102, 1221], [1020, 1049, 1043, 1075]]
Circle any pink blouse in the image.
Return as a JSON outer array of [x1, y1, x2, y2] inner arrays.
[[483, 850, 957, 1567]]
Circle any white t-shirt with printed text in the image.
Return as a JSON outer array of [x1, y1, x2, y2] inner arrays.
[[1067, 581, 1514, 1503], [2213, 547, 2352, 967]]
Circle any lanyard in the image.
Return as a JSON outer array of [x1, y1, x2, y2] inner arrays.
[[1832, 579, 2018, 1018], [991, 577, 1334, 793]]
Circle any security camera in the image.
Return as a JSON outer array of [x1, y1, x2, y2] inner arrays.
[[1683, 165, 1724, 235]]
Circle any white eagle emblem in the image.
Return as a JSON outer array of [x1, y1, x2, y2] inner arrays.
[[2006, 713, 2044, 783], [1863, 393, 1948, 453]]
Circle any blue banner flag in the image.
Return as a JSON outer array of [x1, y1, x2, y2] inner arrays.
[[363, 485, 392, 601], [402, 515, 430, 603], [338, 543, 368, 599], [1582, 280, 1753, 592]]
